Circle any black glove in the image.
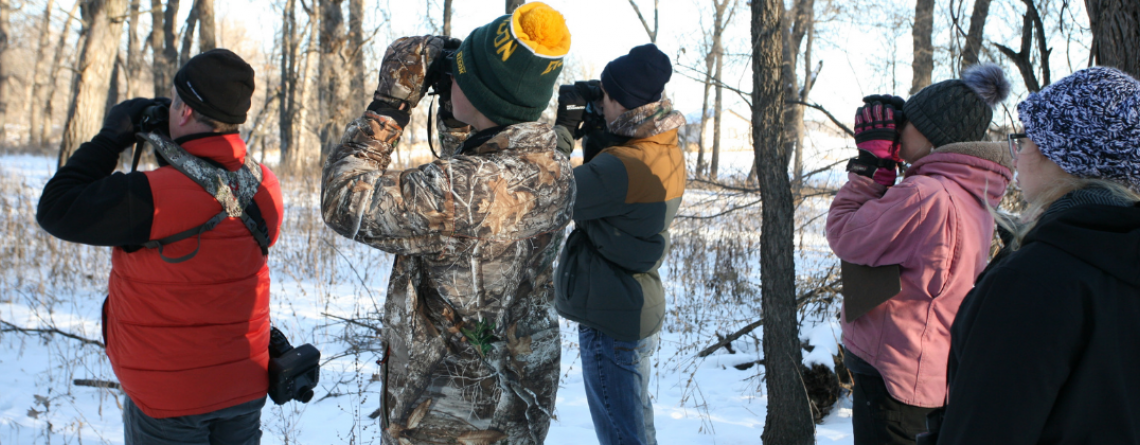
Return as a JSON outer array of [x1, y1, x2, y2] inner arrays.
[[555, 84, 588, 136], [99, 97, 171, 151]]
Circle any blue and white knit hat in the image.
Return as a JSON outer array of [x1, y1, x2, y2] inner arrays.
[[1018, 67, 1140, 188]]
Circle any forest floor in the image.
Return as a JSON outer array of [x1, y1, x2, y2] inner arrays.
[[0, 142, 858, 444]]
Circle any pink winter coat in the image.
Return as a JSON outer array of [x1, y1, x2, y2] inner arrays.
[[827, 142, 1012, 408]]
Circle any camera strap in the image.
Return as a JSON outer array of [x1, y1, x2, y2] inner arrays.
[[136, 132, 271, 264]]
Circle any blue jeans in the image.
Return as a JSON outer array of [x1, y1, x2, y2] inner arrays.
[[579, 325, 658, 445], [123, 395, 265, 445]]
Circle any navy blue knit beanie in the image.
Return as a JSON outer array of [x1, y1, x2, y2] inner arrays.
[[601, 44, 672, 110], [174, 49, 256, 124], [1018, 66, 1140, 189]]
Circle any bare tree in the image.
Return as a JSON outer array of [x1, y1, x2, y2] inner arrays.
[[126, 0, 143, 98], [752, 0, 814, 442], [506, 0, 523, 14], [782, 0, 815, 186], [1086, 0, 1140, 78], [179, 1, 199, 65], [442, 0, 453, 36], [26, 0, 55, 146], [280, 0, 301, 169], [911, 0, 934, 94], [197, 0, 215, 51], [319, 0, 352, 161], [348, 0, 365, 101], [0, 0, 10, 143], [163, 0, 181, 85], [996, 0, 1051, 93], [961, 0, 993, 68], [39, 0, 80, 146], [59, 0, 130, 166], [627, 0, 659, 43], [709, 0, 737, 180]]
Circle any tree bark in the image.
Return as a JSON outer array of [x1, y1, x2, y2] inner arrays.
[[41, 0, 80, 146], [279, 0, 299, 170], [506, 0, 523, 14], [442, 0, 453, 36], [197, 0, 215, 51], [59, 0, 129, 167], [106, 52, 123, 113], [161, 0, 181, 88], [0, 0, 11, 144], [1086, 0, 1140, 78], [782, 0, 814, 187], [27, 0, 55, 146], [752, 0, 814, 442], [697, 53, 711, 177], [961, 0, 992, 69], [149, 0, 165, 95], [179, 1, 199, 65], [126, 0, 142, 98], [348, 0, 365, 105], [709, 0, 735, 180], [910, 0, 934, 94], [319, 0, 351, 161]]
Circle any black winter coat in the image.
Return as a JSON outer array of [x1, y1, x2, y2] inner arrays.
[[939, 198, 1140, 444]]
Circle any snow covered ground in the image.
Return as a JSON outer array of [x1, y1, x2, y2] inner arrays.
[[0, 149, 857, 444]]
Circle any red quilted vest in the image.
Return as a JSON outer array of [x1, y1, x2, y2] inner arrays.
[[106, 133, 284, 418]]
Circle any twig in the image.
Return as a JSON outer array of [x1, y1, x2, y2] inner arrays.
[[787, 100, 854, 137], [322, 312, 383, 334], [695, 278, 841, 358], [1, 319, 105, 349], [73, 379, 120, 390]]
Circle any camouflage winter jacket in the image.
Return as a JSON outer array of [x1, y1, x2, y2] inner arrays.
[[554, 101, 687, 341], [321, 111, 575, 445]]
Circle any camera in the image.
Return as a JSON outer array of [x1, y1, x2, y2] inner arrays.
[[573, 80, 607, 138], [137, 103, 170, 137], [267, 326, 321, 405]]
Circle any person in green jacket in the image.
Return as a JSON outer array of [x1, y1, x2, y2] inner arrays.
[[553, 43, 686, 445]]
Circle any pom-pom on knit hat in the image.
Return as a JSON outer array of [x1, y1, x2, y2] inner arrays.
[[173, 48, 256, 124], [1018, 66, 1140, 189], [903, 63, 1011, 148], [452, 2, 571, 126], [601, 44, 673, 110]]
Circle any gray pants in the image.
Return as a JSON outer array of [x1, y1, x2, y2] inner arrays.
[[123, 396, 265, 445]]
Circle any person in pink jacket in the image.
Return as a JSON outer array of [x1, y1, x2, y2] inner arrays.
[[827, 64, 1013, 445]]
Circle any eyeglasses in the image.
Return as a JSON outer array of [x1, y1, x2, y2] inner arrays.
[[1007, 133, 1028, 160]]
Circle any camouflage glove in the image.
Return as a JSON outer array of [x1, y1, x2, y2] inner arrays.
[[369, 35, 451, 127]]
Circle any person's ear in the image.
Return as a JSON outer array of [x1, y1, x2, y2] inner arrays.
[[175, 102, 194, 127]]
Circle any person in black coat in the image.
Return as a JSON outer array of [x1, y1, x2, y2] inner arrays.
[[931, 67, 1140, 444]]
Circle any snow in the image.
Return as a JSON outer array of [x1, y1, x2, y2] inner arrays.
[[0, 153, 858, 444]]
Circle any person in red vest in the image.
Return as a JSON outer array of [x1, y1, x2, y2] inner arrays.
[[37, 49, 284, 445]]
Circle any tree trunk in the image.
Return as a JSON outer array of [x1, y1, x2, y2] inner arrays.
[[752, 0, 814, 442], [179, 1, 199, 65], [349, 0, 365, 106], [910, 0, 934, 94], [41, 0, 80, 146], [781, 0, 813, 187], [106, 52, 122, 113], [696, 57, 711, 178], [279, 0, 299, 169], [59, 0, 129, 167], [0, 0, 11, 144], [960, 0, 992, 69], [149, 0, 165, 95], [506, 0, 523, 13], [126, 0, 142, 98], [197, 0, 215, 51], [442, 0, 453, 36], [26, 0, 55, 146], [709, 0, 734, 180], [1086, 0, 1140, 78], [161, 0, 181, 88], [319, 0, 350, 161]]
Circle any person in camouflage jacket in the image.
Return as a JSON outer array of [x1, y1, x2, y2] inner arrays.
[[320, 3, 574, 444]]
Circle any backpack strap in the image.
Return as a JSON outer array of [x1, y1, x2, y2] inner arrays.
[[138, 133, 270, 263]]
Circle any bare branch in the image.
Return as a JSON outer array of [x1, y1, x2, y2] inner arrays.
[[787, 100, 853, 137], [1, 319, 105, 349]]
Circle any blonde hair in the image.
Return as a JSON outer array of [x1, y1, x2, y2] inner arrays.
[[993, 177, 1140, 250]]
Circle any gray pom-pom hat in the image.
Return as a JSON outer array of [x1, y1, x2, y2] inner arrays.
[[1018, 66, 1140, 189], [904, 63, 1012, 148]]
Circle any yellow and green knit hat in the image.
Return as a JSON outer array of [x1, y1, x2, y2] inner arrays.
[[452, 2, 571, 125]]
